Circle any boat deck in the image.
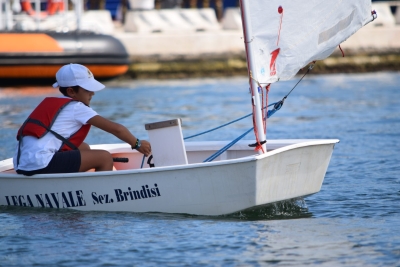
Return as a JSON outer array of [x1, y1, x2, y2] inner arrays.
[[0, 139, 338, 175]]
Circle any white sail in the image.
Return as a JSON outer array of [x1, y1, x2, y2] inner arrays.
[[246, 0, 375, 83]]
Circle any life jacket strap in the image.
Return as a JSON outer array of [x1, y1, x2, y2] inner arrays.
[[27, 118, 79, 150]]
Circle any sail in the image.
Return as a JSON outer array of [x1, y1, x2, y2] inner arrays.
[[246, 0, 374, 83]]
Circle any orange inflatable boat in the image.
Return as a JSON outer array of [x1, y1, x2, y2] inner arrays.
[[0, 31, 129, 82]]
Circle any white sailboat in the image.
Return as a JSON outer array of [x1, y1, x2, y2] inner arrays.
[[0, 0, 376, 216]]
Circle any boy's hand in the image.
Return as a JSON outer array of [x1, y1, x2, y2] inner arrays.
[[137, 140, 151, 157]]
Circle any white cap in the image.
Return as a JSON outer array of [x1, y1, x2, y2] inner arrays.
[[52, 63, 105, 92]]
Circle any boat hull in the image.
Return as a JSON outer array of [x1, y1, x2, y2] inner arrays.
[[0, 32, 129, 80], [0, 140, 338, 215]]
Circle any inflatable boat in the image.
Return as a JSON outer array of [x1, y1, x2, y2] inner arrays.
[[0, 31, 129, 82]]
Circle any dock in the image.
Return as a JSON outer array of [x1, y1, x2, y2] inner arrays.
[[112, 2, 400, 78], [1, 1, 399, 79]]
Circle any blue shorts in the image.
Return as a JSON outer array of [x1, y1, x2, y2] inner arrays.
[[16, 150, 81, 176]]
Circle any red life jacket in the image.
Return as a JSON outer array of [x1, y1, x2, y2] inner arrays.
[[17, 97, 91, 151]]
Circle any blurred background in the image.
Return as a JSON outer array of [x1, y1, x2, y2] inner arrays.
[[0, 0, 399, 83]]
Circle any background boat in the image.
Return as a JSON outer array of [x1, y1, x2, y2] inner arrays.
[[0, 0, 129, 84], [1, 0, 398, 82], [0, 31, 129, 81]]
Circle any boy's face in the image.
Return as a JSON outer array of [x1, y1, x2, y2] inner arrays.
[[68, 87, 94, 106]]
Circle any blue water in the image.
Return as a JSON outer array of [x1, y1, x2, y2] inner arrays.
[[0, 72, 399, 266]]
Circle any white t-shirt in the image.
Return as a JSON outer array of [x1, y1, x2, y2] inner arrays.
[[13, 98, 98, 171]]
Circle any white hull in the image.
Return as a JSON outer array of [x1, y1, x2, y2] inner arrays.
[[0, 139, 338, 216]]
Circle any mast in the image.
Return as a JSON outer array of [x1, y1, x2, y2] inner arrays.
[[239, 0, 266, 153]]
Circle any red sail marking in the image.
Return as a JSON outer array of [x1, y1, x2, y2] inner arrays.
[[270, 48, 280, 76], [270, 6, 283, 76]]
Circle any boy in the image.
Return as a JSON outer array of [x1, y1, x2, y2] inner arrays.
[[13, 63, 151, 176]]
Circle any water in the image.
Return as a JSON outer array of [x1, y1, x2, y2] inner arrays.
[[0, 72, 399, 266]]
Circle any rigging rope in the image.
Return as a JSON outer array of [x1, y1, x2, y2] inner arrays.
[[185, 64, 313, 140], [283, 62, 314, 100], [141, 63, 315, 167], [203, 128, 253, 162], [264, 84, 270, 134], [203, 102, 281, 162], [339, 45, 345, 57], [184, 102, 277, 140], [189, 62, 315, 162]]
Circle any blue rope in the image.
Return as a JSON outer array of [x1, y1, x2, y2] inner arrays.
[[140, 155, 145, 168], [144, 71, 306, 165], [203, 127, 253, 162], [191, 65, 311, 163], [202, 101, 285, 163], [184, 102, 277, 140]]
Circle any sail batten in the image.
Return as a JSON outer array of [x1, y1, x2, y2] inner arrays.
[[245, 0, 374, 84]]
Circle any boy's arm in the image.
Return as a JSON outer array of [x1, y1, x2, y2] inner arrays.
[[87, 115, 151, 156]]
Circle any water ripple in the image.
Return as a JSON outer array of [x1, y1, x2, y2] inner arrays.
[[1, 72, 400, 266]]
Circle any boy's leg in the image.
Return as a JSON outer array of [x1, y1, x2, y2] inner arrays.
[[79, 150, 113, 172], [78, 142, 91, 151]]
